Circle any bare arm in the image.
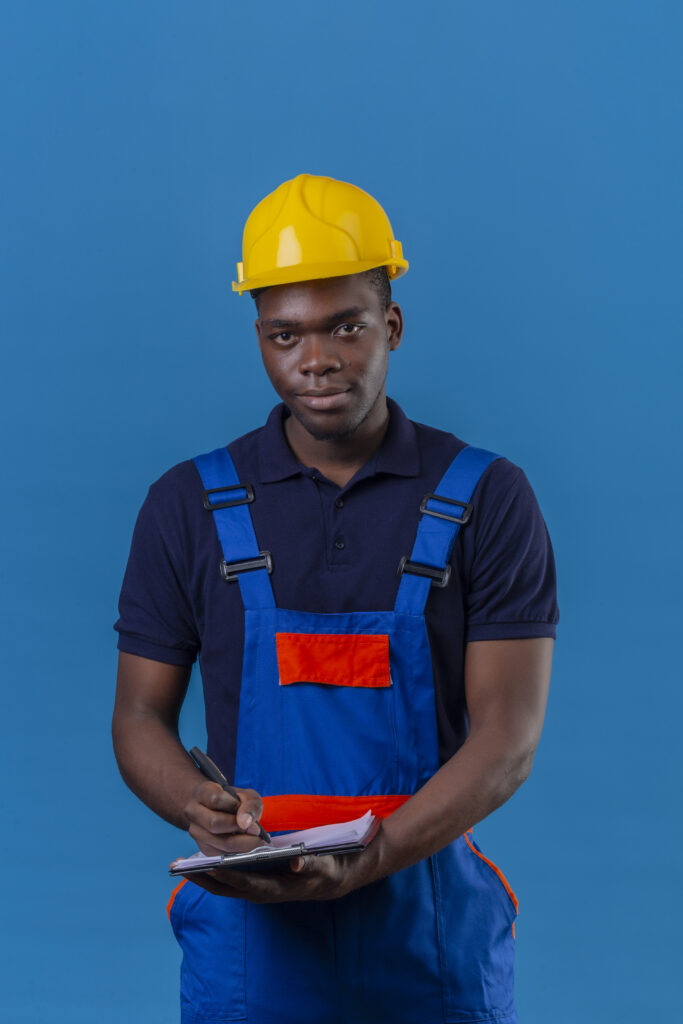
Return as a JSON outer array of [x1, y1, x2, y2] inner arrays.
[[112, 651, 266, 852], [191, 636, 554, 901], [373, 636, 554, 876]]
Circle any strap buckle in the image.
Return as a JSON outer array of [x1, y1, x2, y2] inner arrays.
[[202, 483, 254, 511], [397, 556, 451, 589], [420, 492, 473, 525], [220, 550, 273, 583]]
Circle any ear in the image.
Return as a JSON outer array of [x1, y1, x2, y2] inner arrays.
[[385, 302, 403, 352]]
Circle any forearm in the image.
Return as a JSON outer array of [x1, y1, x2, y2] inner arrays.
[[112, 653, 269, 860], [363, 728, 534, 885], [360, 637, 553, 886], [112, 709, 203, 830]]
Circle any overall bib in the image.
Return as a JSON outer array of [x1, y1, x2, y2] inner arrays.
[[168, 445, 519, 1024]]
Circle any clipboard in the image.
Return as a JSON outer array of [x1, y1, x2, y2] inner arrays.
[[169, 811, 380, 875]]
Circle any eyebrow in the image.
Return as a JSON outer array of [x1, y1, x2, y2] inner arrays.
[[261, 306, 370, 330]]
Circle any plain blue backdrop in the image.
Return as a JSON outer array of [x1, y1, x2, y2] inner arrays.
[[2, 2, 681, 1021]]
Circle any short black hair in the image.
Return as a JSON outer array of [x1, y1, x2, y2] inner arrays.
[[362, 265, 392, 309], [250, 266, 392, 315]]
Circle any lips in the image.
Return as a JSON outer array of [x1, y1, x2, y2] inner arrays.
[[296, 388, 350, 411]]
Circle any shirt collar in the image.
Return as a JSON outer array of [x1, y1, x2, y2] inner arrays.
[[258, 398, 421, 483]]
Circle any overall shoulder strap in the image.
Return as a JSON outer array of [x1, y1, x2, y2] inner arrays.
[[394, 446, 501, 616], [193, 447, 275, 610]]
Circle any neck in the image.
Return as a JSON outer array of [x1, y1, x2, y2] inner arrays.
[[284, 398, 391, 488]]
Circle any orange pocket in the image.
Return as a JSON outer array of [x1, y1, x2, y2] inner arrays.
[[276, 632, 391, 688], [166, 878, 188, 921], [464, 832, 519, 914]]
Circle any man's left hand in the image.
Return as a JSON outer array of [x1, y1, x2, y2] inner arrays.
[[174, 831, 385, 903]]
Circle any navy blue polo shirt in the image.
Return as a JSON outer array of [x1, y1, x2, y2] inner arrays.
[[114, 399, 559, 776]]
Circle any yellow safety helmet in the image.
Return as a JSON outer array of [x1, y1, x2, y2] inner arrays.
[[232, 173, 409, 294]]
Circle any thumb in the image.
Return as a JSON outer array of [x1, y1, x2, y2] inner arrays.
[[235, 788, 264, 831], [289, 855, 311, 873]]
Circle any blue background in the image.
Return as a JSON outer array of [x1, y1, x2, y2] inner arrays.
[[2, 2, 681, 1020]]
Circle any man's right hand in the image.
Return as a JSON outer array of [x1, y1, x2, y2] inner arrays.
[[184, 781, 269, 856]]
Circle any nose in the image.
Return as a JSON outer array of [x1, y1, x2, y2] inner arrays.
[[298, 333, 342, 377]]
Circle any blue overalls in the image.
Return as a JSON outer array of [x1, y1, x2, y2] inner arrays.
[[168, 445, 519, 1024]]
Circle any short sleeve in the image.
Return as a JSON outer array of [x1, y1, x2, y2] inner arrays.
[[461, 460, 559, 642], [114, 482, 200, 665]]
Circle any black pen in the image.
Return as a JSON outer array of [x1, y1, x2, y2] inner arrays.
[[189, 746, 271, 845]]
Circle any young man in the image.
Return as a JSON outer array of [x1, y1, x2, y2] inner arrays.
[[113, 173, 558, 1024]]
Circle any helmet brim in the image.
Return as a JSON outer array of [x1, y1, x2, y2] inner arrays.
[[232, 257, 409, 295]]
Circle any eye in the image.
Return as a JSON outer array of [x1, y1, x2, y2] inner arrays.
[[271, 331, 296, 344], [334, 323, 363, 337]]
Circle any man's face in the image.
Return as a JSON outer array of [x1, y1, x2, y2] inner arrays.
[[254, 274, 402, 442]]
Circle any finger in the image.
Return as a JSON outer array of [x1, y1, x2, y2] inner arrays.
[[189, 868, 280, 902], [188, 802, 265, 841], [206, 867, 292, 901], [186, 802, 242, 837], [288, 855, 313, 873], [188, 823, 268, 856], [191, 783, 266, 837], [194, 781, 240, 813], [233, 788, 264, 833], [182, 872, 247, 899]]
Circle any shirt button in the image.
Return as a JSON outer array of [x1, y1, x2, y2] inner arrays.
[[335, 498, 344, 508], [334, 538, 345, 550]]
